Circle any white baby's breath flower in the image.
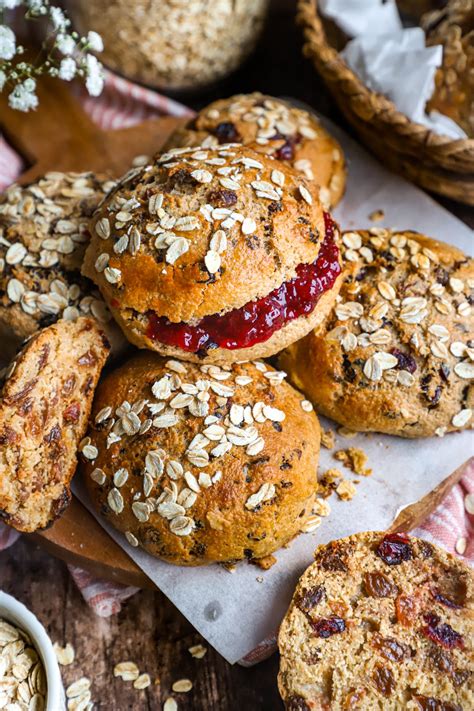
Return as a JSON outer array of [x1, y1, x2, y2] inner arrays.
[[26, 0, 46, 12], [8, 78, 38, 112], [50, 6, 68, 31], [0, 2, 105, 108], [87, 31, 104, 53], [56, 33, 75, 56], [0, 25, 16, 60], [59, 57, 76, 81], [0, 0, 23, 9], [84, 53, 104, 97]]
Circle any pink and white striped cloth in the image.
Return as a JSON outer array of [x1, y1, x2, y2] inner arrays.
[[0, 72, 472, 655]]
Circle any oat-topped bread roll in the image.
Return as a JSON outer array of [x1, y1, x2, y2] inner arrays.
[[164, 93, 346, 208], [0, 172, 124, 358], [82, 144, 342, 365], [82, 353, 320, 565], [278, 531, 474, 711], [280, 228, 473, 438], [0, 318, 110, 532]]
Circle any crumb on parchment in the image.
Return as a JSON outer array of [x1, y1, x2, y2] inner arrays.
[[334, 447, 372, 477], [321, 428, 335, 449]]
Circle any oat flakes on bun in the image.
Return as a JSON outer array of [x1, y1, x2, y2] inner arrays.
[[82, 353, 321, 565], [82, 144, 342, 364]]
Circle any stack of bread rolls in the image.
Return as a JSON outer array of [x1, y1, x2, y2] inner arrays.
[[0, 92, 472, 710]]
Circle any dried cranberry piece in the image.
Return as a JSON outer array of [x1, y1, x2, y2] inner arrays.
[[343, 688, 366, 709], [310, 615, 346, 638], [167, 168, 197, 189], [44, 424, 61, 443], [275, 139, 295, 161], [431, 589, 462, 610], [439, 364, 450, 382], [413, 694, 461, 711], [376, 533, 413, 566], [273, 133, 302, 161], [419, 540, 434, 559], [429, 646, 453, 675], [213, 122, 241, 144], [372, 664, 395, 697], [63, 401, 81, 424], [395, 594, 418, 628], [207, 188, 237, 207], [364, 571, 398, 598], [422, 613, 464, 650], [286, 696, 310, 711], [428, 386, 442, 408], [372, 634, 409, 662], [435, 267, 449, 285], [77, 350, 97, 366], [61, 375, 76, 396], [297, 584, 325, 613], [37, 343, 50, 370], [452, 670, 469, 687], [390, 348, 417, 373], [304, 649, 321, 665], [315, 541, 348, 572]]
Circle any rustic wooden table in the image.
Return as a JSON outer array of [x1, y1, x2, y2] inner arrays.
[[1, 3, 472, 710]]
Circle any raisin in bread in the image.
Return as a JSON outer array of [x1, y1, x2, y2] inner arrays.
[[278, 531, 473, 710], [280, 229, 473, 438]]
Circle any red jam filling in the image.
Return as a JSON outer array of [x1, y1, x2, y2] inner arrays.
[[146, 213, 340, 353]]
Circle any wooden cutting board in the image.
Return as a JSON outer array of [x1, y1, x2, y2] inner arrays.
[[0, 77, 469, 589], [0, 75, 186, 183]]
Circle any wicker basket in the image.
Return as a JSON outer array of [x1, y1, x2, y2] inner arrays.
[[297, 0, 474, 205]]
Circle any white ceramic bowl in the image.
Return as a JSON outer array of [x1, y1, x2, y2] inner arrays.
[[0, 591, 65, 710]]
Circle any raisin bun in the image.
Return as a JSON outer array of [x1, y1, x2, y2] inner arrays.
[[164, 93, 346, 208], [279, 228, 474, 438], [82, 144, 342, 365], [0, 317, 109, 532], [0, 172, 126, 358], [278, 531, 474, 711], [82, 353, 320, 566]]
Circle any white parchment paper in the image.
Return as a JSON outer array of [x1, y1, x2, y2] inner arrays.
[[73, 111, 473, 665]]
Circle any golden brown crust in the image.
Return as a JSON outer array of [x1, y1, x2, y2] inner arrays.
[[279, 229, 474, 438], [0, 317, 110, 532], [82, 353, 321, 565], [278, 531, 474, 710], [111, 271, 343, 365], [83, 143, 340, 362], [83, 143, 328, 321], [164, 93, 347, 207], [0, 172, 123, 352]]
